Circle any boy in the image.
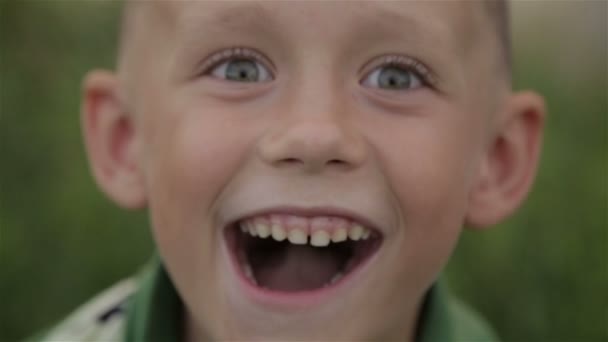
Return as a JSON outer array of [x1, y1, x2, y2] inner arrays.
[[36, 0, 545, 340]]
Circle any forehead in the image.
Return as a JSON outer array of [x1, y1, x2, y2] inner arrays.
[[137, 0, 484, 53]]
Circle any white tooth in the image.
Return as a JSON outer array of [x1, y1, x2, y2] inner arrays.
[[255, 222, 270, 238], [242, 262, 257, 285], [332, 227, 348, 243], [271, 224, 287, 241], [330, 272, 343, 285], [310, 230, 330, 247], [239, 222, 248, 233], [361, 229, 371, 240], [247, 222, 258, 237], [287, 228, 307, 245], [348, 223, 364, 240]]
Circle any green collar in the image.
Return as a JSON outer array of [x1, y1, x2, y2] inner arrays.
[[415, 281, 452, 342], [125, 256, 183, 342], [125, 256, 493, 342]]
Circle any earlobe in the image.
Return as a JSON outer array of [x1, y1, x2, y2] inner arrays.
[[81, 70, 147, 209], [466, 91, 546, 228]]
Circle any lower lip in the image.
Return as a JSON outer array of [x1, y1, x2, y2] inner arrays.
[[222, 228, 381, 309]]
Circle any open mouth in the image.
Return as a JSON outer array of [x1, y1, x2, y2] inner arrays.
[[225, 214, 382, 293]]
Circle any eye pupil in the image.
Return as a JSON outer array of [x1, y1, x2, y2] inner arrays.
[[378, 66, 411, 89], [226, 59, 259, 82]]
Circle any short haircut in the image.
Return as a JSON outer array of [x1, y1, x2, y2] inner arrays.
[[484, 0, 511, 70]]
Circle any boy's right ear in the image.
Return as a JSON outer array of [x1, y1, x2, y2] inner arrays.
[[81, 70, 146, 209]]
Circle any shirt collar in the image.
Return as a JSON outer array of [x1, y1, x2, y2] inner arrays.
[[125, 255, 183, 342]]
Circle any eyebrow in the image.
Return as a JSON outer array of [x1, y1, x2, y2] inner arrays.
[[176, 2, 277, 43], [346, 3, 455, 53]]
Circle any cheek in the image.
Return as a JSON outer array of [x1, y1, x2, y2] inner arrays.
[[367, 106, 484, 267], [379, 114, 481, 224], [141, 102, 253, 245]]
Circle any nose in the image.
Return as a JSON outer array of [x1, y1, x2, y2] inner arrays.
[[257, 106, 367, 174]]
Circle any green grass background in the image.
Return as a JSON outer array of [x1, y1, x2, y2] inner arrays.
[[1, 1, 606, 341]]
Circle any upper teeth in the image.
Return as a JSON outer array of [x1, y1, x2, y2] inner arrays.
[[238, 215, 373, 247]]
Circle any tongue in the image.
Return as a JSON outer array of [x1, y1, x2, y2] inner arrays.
[[253, 245, 342, 292]]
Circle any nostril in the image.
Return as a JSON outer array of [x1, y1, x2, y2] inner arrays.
[[276, 158, 347, 170], [327, 159, 345, 165], [279, 158, 302, 165]]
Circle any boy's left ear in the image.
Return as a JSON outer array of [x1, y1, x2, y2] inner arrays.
[[466, 91, 546, 228]]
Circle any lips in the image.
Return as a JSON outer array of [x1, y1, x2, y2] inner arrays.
[[223, 210, 383, 304]]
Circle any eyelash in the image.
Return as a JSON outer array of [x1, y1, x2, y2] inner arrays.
[[198, 47, 274, 77], [198, 47, 436, 87], [362, 54, 436, 87]]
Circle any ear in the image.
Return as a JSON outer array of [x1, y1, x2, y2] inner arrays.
[[81, 70, 146, 209], [466, 91, 546, 228]]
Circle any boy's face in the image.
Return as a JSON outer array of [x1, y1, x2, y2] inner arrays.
[[83, 1, 544, 340]]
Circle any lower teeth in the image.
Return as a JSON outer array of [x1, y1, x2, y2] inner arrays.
[[242, 262, 257, 285]]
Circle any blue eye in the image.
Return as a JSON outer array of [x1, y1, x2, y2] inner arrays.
[[362, 65, 423, 90], [208, 56, 272, 83]]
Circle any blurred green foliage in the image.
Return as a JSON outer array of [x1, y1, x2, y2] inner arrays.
[[1, 1, 606, 341]]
